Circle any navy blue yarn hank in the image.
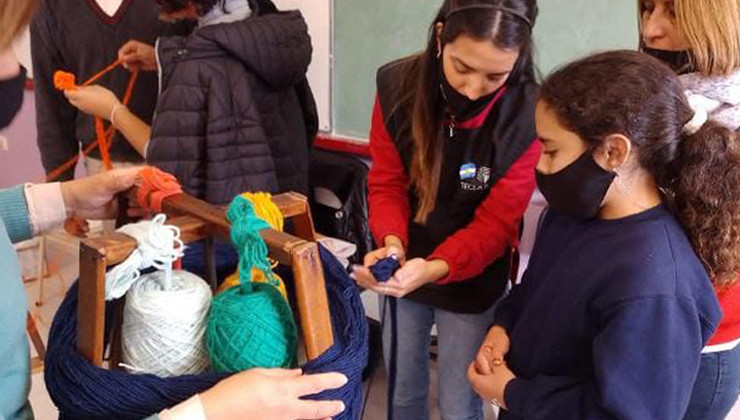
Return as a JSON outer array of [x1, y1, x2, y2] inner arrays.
[[44, 247, 368, 420], [302, 245, 369, 419], [44, 282, 227, 420], [369, 255, 401, 283]]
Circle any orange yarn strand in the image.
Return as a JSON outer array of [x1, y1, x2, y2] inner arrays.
[[137, 167, 183, 212], [81, 59, 123, 87], [47, 60, 138, 181], [95, 117, 113, 171], [53, 71, 77, 91]]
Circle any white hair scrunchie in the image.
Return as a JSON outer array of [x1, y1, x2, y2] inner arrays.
[[683, 90, 722, 135]]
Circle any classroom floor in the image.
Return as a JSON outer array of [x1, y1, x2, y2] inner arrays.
[[20, 229, 740, 420]]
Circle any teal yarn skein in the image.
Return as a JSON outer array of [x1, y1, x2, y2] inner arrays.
[[206, 196, 297, 373]]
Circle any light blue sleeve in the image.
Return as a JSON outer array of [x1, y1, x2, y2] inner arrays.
[[0, 186, 32, 244]]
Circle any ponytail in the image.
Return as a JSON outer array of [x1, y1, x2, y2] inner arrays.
[[671, 122, 740, 287]]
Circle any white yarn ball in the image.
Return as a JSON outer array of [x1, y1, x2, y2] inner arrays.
[[122, 270, 212, 377]]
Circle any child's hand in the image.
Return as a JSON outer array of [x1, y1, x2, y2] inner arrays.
[[64, 85, 122, 120], [475, 326, 510, 375], [119, 40, 157, 72], [467, 361, 516, 410]]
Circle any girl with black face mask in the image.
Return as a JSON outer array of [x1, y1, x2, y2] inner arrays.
[[640, 1, 740, 418], [351, 1, 540, 418], [470, 50, 740, 419]]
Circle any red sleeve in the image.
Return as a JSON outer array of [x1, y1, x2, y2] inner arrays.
[[368, 94, 411, 248], [430, 141, 542, 284]]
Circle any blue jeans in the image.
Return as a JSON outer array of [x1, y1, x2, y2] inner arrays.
[[380, 296, 498, 420], [683, 344, 740, 420]]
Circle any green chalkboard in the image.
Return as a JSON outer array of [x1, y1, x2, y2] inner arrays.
[[333, 0, 639, 138]]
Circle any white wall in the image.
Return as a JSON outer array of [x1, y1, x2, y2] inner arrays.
[[12, 29, 33, 79], [273, 0, 333, 132]]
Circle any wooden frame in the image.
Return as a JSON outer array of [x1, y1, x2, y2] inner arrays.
[[76, 191, 333, 368]]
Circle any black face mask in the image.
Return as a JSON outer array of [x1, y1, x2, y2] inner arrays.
[[0, 66, 26, 130], [535, 152, 616, 220], [643, 47, 694, 74], [439, 59, 501, 121]]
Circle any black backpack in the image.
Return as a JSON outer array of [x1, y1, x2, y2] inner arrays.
[[309, 149, 374, 265]]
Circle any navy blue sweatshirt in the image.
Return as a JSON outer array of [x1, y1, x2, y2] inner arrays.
[[496, 206, 721, 420]]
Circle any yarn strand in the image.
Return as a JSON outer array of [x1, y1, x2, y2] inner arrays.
[[48, 59, 139, 181], [218, 192, 287, 298], [225, 196, 273, 294], [106, 214, 185, 300]]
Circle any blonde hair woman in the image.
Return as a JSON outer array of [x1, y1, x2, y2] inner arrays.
[[641, 1, 740, 419], [0, 0, 36, 128], [0, 0, 37, 51]]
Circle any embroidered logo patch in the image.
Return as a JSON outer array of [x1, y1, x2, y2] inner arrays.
[[477, 166, 491, 184], [460, 163, 477, 180], [460, 165, 492, 192]]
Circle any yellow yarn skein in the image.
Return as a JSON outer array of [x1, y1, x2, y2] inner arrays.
[[218, 192, 288, 300]]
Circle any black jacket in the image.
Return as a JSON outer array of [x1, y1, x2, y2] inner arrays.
[[148, 0, 317, 205]]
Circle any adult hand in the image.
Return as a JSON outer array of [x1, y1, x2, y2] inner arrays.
[[119, 40, 157, 72], [200, 368, 347, 420], [64, 85, 122, 120], [381, 258, 448, 298], [351, 243, 405, 294], [467, 361, 515, 411], [60, 167, 147, 220], [475, 326, 510, 375]]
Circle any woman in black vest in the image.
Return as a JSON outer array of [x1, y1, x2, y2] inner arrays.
[[352, 1, 540, 418]]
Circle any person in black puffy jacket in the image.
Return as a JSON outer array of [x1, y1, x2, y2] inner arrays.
[[64, 0, 318, 205]]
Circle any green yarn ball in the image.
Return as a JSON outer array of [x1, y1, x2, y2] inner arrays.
[[206, 195, 298, 373], [206, 282, 297, 372]]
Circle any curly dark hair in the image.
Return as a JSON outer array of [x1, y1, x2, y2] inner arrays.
[[540, 50, 740, 287]]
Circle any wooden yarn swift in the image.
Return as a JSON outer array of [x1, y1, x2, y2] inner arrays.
[[76, 190, 333, 369]]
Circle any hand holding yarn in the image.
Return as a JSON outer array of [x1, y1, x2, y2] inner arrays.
[[64, 85, 123, 121], [350, 244, 404, 293], [199, 369, 348, 420], [369, 255, 401, 283], [119, 40, 158, 72], [60, 167, 144, 220], [373, 258, 447, 298]]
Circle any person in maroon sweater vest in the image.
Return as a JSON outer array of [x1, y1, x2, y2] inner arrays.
[[351, 1, 540, 418], [640, 1, 740, 419]]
